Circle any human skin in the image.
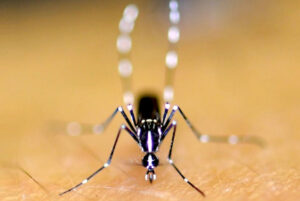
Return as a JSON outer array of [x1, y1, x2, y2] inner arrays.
[[0, 1, 299, 201]]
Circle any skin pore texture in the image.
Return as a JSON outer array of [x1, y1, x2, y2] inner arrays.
[[0, 1, 299, 201]]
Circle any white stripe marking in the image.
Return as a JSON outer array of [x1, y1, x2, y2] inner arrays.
[[158, 128, 162, 136], [137, 128, 141, 137], [168, 159, 173, 164], [147, 131, 153, 152], [228, 135, 238, 144], [127, 104, 133, 111], [200, 134, 210, 143], [147, 154, 154, 168], [93, 124, 104, 134], [67, 122, 81, 136]]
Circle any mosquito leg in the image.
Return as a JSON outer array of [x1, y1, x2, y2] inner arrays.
[[162, 102, 171, 125], [117, 106, 136, 133], [162, 105, 177, 130], [163, 105, 264, 146], [127, 104, 137, 126], [62, 106, 137, 136], [59, 124, 136, 196], [63, 107, 119, 136], [165, 120, 205, 197], [117, 5, 139, 106], [168, 160, 206, 197]]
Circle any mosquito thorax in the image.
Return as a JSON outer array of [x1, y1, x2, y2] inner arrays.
[[137, 119, 162, 152]]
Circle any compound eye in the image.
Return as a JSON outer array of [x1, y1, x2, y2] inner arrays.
[[152, 156, 159, 167], [142, 155, 148, 167]]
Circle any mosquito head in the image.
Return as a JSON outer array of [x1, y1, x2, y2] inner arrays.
[[142, 153, 159, 182]]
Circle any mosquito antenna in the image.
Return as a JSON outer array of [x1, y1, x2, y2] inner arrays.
[[164, 0, 180, 103], [117, 4, 139, 105]]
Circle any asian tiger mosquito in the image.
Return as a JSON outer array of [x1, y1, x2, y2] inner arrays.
[[59, 1, 263, 197]]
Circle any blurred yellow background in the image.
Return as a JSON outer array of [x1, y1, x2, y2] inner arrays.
[[0, 0, 299, 201]]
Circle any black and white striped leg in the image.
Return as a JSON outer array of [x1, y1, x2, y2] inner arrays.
[[162, 102, 171, 125], [65, 106, 136, 136], [127, 104, 137, 126], [165, 120, 205, 197], [163, 105, 264, 146], [162, 105, 177, 131], [163, 105, 202, 139], [117, 106, 136, 134], [59, 124, 136, 196]]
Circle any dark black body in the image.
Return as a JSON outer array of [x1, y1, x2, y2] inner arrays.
[[137, 95, 161, 123], [136, 95, 162, 154]]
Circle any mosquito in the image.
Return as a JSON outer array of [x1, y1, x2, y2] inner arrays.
[[59, 1, 263, 197]]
